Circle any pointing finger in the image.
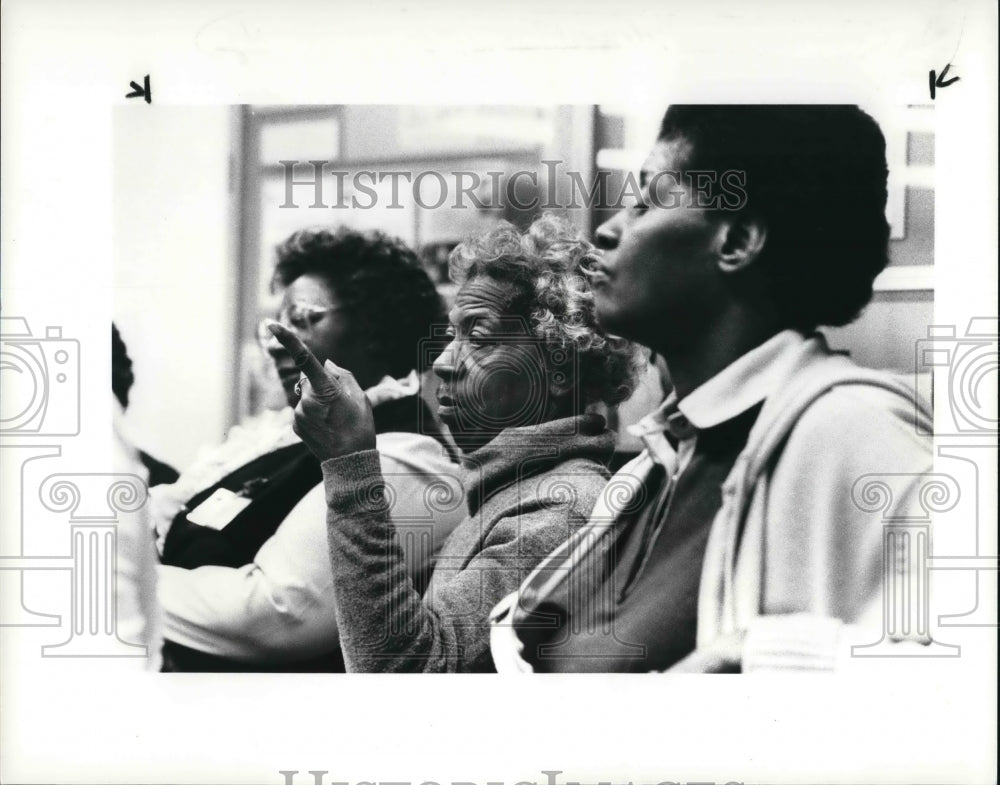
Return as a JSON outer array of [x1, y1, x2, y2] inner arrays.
[[323, 358, 365, 398]]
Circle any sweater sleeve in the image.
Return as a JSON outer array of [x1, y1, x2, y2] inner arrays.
[[323, 450, 586, 672], [740, 384, 935, 672]]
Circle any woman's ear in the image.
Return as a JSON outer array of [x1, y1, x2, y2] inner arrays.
[[716, 218, 768, 274]]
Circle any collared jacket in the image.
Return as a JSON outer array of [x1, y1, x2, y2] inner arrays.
[[491, 332, 935, 672]]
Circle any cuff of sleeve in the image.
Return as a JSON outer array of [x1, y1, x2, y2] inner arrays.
[[742, 613, 846, 673], [321, 450, 390, 513]]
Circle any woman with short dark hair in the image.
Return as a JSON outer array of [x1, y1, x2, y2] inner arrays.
[[491, 105, 934, 673]]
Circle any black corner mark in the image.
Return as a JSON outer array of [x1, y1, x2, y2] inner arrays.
[[126, 74, 152, 104], [929, 63, 960, 100]]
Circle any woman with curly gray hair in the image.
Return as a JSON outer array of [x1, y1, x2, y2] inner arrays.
[[267, 213, 642, 671], [438, 213, 641, 451]]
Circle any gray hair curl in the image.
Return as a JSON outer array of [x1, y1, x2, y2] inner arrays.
[[448, 213, 643, 408]]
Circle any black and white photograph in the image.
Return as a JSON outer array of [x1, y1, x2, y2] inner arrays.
[[1, 1, 996, 783]]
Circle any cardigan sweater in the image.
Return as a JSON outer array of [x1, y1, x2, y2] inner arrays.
[[491, 333, 934, 673], [322, 413, 615, 672], [517, 402, 764, 672]]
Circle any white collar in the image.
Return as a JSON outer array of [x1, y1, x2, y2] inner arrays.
[[677, 329, 806, 430], [364, 369, 421, 407], [635, 329, 807, 439]]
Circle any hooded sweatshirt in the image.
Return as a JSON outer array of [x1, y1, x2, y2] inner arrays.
[[322, 412, 615, 672]]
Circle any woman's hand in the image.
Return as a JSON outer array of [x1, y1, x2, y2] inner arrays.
[[266, 321, 377, 463]]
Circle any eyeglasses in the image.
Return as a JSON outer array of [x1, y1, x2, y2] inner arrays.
[[256, 303, 339, 348]]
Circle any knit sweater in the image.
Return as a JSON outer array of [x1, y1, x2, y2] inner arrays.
[[322, 413, 614, 672], [698, 336, 934, 670], [491, 333, 935, 673]]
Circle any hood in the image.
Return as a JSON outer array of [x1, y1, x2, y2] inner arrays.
[[458, 413, 615, 516]]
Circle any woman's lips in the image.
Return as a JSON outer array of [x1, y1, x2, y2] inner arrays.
[[589, 265, 612, 286], [437, 393, 457, 418]]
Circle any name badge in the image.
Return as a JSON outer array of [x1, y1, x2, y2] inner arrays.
[[186, 488, 252, 531]]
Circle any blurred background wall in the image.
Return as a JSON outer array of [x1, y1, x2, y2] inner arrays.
[[113, 103, 935, 470], [113, 107, 237, 469]]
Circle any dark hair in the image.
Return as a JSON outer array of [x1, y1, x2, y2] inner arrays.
[[111, 323, 134, 409], [658, 105, 890, 330], [449, 213, 643, 408], [271, 227, 444, 376]]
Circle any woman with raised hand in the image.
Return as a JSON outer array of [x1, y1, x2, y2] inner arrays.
[[155, 227, 464, 672], [269, 214, 641, 672]]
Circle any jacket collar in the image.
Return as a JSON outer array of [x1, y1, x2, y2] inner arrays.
[[638, 329, 808, 438]]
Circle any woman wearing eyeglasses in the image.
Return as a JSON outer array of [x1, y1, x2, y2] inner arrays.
[[268, 214, 643, 672], [153, 227, 465, 672]]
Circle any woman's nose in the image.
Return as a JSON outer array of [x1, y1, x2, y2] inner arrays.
[[594, 212, 623, 250], [262, 330, 286, 357]]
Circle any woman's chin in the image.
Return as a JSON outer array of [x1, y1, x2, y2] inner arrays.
[[439, 416, 498, 453], [593, 295, 622, 332], [436, 404, 458, 425]]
